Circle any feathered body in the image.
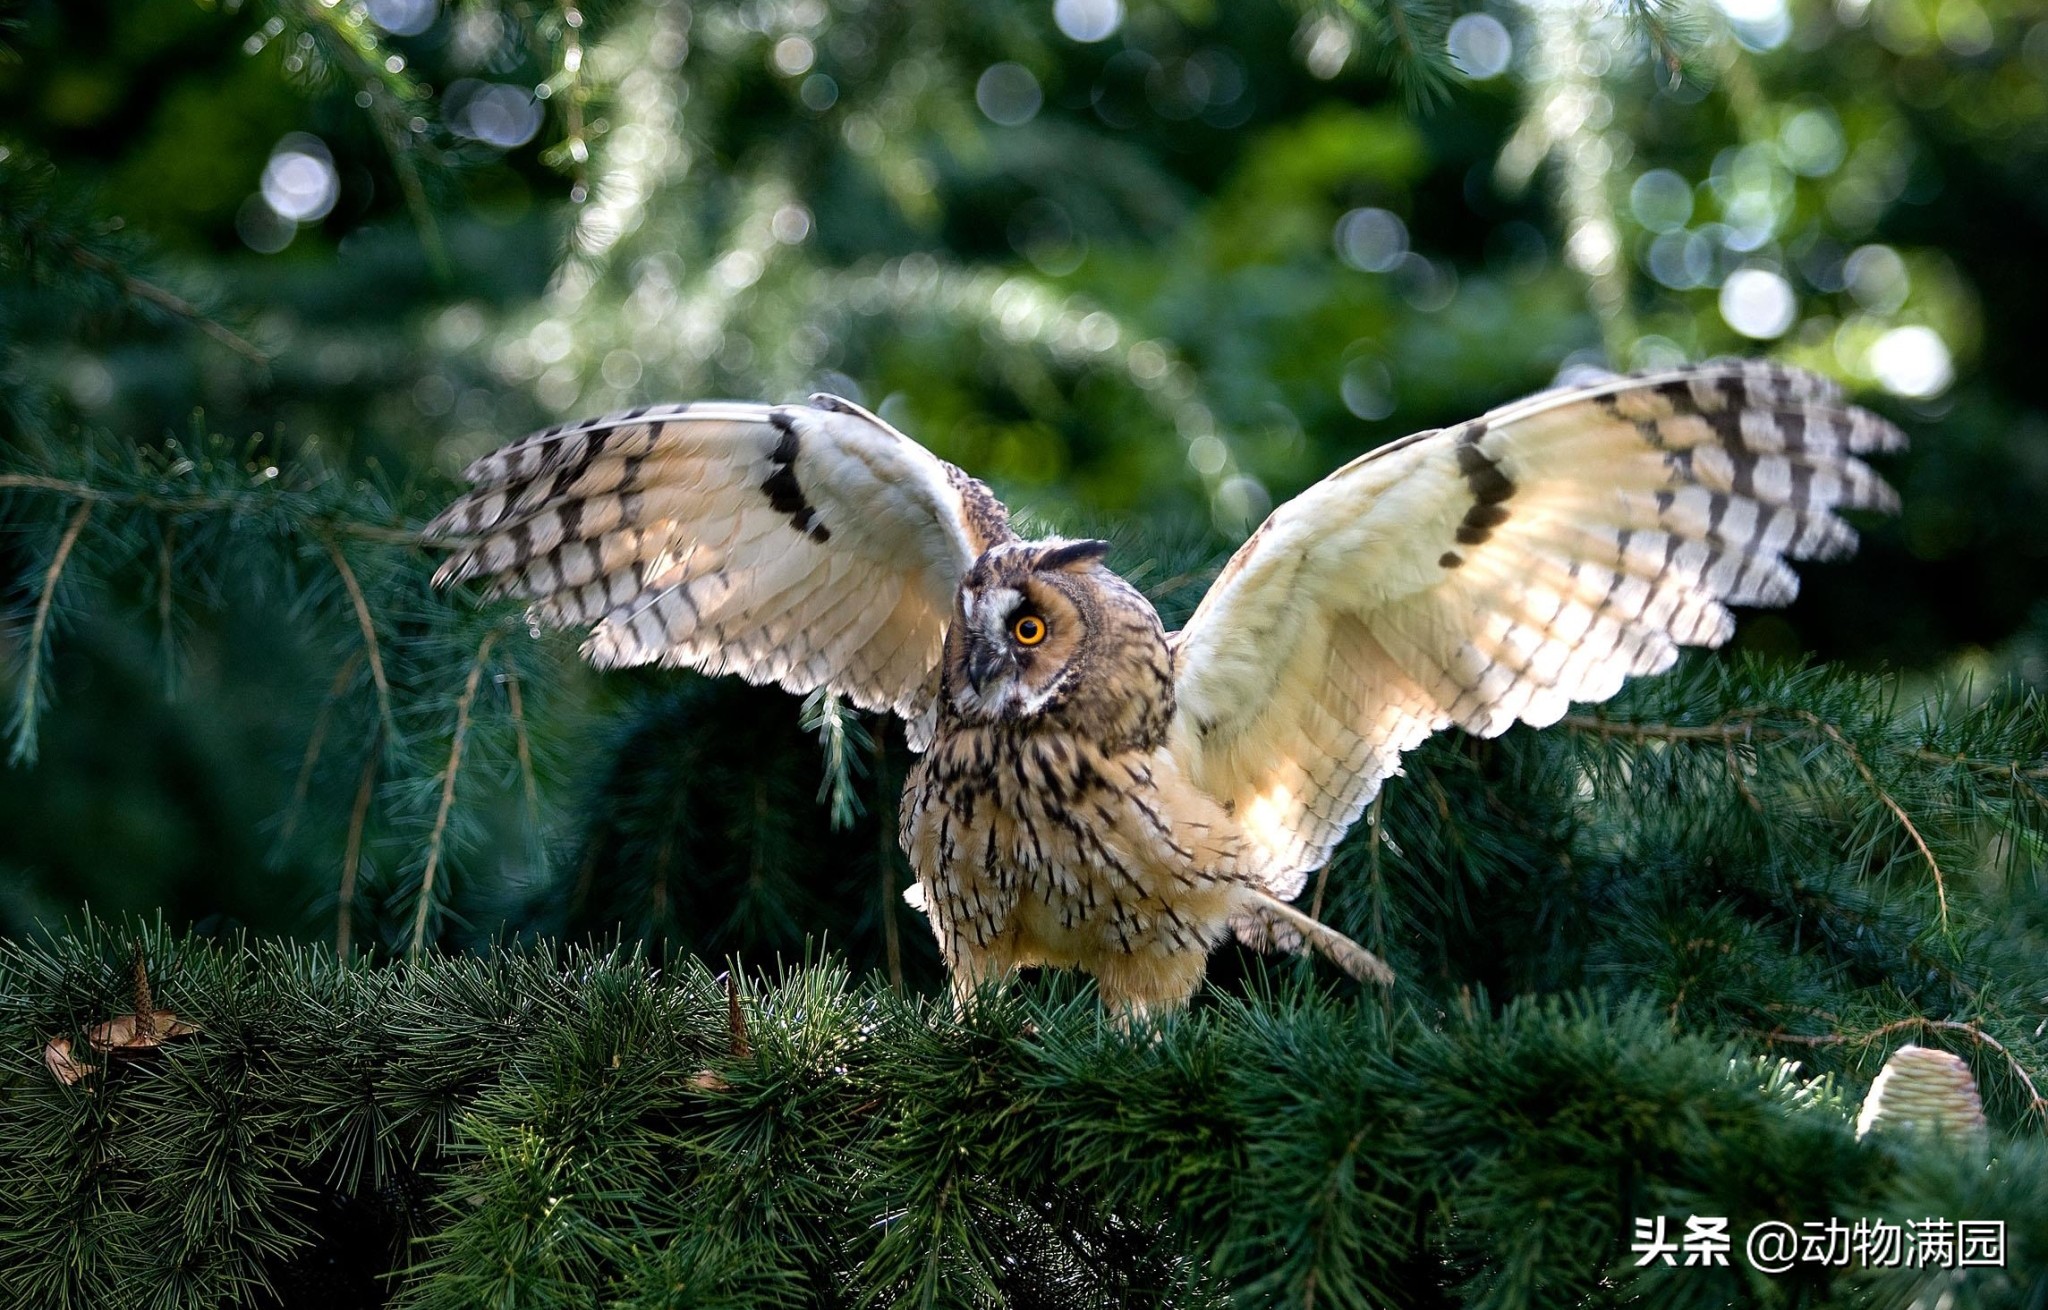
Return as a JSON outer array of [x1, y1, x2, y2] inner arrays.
[[900, 540, 1273, 1013], [425, 363, 1903, 1014]]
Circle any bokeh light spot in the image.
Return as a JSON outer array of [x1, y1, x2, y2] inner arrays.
[[773, 36, 816, 76], [801, 74, 839, 111], [1719, 267, 1798, 339], [1844, 244, 1910, 314], [714, 250, 764, 291], [1565, 219, 1619, 277], [1447, 14, 1513, 79], [65, 357, 115, 410], [1394, 253, 1457, 312], [1717, 0, 1791, 47], [601, 349, 644, 391], [1869, 325, 1953, 396], [1646, 230, 1713, 288], [529, 319, 574, 365], [1300, 15, 1352, 78], [236, 194, 296, 253], [1779, 106, 1846, 176], [1628, 336, 1691, 372], [976, 63, 1043, 126], [1629, 169, 1694, 233], [365, 0, 437, 37], [447, 81, 544, 148], [772, 205, 813, 245], [260, 134, 339, 223], [1334, 207, 1408, 273], [1213, 475, 1271, 537], [1936, 0, 1994, 55], [1009, 198, 1083, 275], [1340, 358, 1396, 420], [1054, 0, 1123, 43]]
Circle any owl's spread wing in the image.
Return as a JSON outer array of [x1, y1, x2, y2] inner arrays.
[[424, 395, 1013, 747], [1169, 360, 1904, 891]]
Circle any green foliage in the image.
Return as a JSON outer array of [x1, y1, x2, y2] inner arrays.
[[0, 428, 578, 957], [2, 430, 2047, 1304], [3, 0, 2048, 1302], [5, 0, 2047, 943], [0, 923, 2042, 1308]]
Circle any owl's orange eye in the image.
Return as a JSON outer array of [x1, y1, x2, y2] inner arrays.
[[1012, 614, 1047, 646]]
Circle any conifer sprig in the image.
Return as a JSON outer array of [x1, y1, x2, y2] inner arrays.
[[2, 921, 2041, 1307], [0, 431, 571, 958]]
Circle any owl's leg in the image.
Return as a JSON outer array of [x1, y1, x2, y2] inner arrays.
[[945, 946, 1016, 1013], [1088, 949, 1208, 1023]]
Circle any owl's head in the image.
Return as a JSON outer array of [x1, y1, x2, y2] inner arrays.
[[944, 537, 1162, 728]]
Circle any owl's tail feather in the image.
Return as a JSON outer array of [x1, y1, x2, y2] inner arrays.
[[1235, 891, 1395, 987]]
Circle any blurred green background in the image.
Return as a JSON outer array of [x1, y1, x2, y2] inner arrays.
[[2, 0, 2045, 960]]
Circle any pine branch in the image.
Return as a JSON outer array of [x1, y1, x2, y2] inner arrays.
[[1611, 0, 1710, 87], [0, 429, 567, 955], [409, 629, 502, 963], [1750, 1017, 2048, 1129], [338, 733, 379, 959], [56, 240, 268, 366], [153, 522, 178, 699], [875, 733, 904, 991], [1558, 702, 2010, 929], [535, 2, 594, 189], [5, 499, 90, 766], [319, 531, 400, 745], [1, 915, 2044, 1306], [0, 151, 268, 368], [800, 688, 872, 831], [0, 473, 417, 544], [1299, 0, 1457, 104], [504, 666, 542, 835]]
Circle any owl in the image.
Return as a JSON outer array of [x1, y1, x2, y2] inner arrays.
[[424, 360, 1902, 1016]]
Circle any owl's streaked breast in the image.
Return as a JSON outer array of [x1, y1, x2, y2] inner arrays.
[[901, 719, 1249, 1004]]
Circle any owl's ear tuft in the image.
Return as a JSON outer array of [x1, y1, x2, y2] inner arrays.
[[1038, 539, 1112, 572]]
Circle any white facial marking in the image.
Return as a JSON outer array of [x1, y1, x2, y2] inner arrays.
[[968, 585, 1023, 632], [1015, 679, 1064, 717], [952, 584, 1027, 717]]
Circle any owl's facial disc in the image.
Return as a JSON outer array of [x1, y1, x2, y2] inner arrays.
[[951, 578, 1079, 721]]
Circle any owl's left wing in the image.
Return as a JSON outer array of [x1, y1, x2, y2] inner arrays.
[[424, 395, 1013, 748], [1169, 360, 1904, 892]]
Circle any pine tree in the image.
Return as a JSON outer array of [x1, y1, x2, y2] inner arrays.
[[4, 0, 2047, 1304]]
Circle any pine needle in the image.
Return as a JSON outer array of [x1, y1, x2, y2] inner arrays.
[[337, 736, 378, 961], [320, 532, 398, 746], [278, 650, 365, 853], [409, 630, 500, 963], [7, 499, 92, 766], [504, 666, 541, 833]]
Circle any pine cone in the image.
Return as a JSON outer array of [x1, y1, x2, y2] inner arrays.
[[1854, 1044, 1988, 1145]]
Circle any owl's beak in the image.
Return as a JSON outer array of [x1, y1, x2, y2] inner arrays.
[[965, 640, 1007, 694]]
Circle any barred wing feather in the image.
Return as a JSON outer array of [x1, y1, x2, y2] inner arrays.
[[423, 395, 1014, 748], [1169, 360, 1905, 894]]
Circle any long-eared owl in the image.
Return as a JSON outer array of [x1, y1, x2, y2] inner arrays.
[[426, 362, 1902, 1015]]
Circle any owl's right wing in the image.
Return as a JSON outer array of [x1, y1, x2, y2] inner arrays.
[[423, 394, 1013, 748], [1168, 360, 1904, 892]]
